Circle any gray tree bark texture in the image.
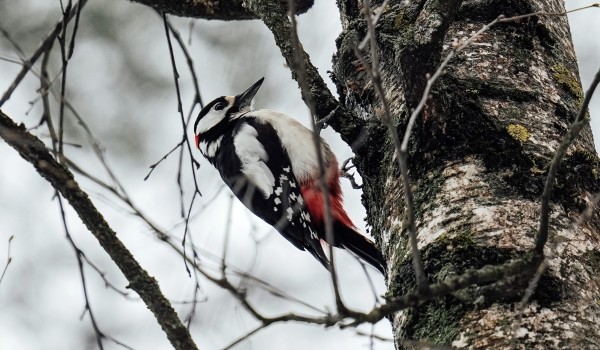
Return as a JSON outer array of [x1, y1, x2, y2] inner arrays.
[[333, 0, 600, 348]]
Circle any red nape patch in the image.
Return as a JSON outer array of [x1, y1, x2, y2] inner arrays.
[[300, 185, 356, 229], [194, 134, 200, 149]]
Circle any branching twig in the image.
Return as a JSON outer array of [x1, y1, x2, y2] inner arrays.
[[0, 111, 199, 350], [340, 157, 363, 189], [80, 253, 134, 299], [160, 13, 204, 108], [161, 12, 202, 195], [511, 192, 600, 349], [56, 0, 73, 160], [144, 138, 185, 180], [0, 0, 89, 108], [57, 195, 105, 350], [162, 12, 210, 282]]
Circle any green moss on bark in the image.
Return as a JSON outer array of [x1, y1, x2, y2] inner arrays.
[[554, 149, 600, 211]]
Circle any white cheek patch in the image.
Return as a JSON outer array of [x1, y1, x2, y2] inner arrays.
[[234, 124, 275, 198], [196, 109, 227, 135], [251, 110, 332, 183]]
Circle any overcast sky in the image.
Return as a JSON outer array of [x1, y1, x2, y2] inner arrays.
[[0, 1, 598, 349]]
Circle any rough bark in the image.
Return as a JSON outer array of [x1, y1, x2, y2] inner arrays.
[[333, 0, 600, 348], [130, 0, 314, 20]]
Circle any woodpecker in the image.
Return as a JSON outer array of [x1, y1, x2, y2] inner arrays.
[[193, 78, 386, 275]]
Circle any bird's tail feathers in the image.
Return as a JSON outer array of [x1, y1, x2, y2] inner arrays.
[[334, 221, 387, 276], [306, 239, 331, 271]]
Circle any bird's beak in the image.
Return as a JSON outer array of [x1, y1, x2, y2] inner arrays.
[[234, 77, 264, 112], [194, 134, 200, 149]]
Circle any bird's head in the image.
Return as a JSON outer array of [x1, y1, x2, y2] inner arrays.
[[193, 77, 264, 149]]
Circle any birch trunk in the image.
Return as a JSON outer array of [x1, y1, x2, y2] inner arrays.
[[333, 0, 600, 347]]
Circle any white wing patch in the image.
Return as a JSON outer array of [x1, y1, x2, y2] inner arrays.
[[234, 124, 275, 198], [250, 110, 335, 183]]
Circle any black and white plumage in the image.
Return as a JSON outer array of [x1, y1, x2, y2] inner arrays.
[[193, 78, 386, 275]]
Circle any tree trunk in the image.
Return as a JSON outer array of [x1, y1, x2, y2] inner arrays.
[[333, 0, 600, 348]]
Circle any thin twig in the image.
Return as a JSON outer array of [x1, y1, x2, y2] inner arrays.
[[57, 195, 105, 350], [536, 66, 600, 252], [400, 3, 600, 155], [144, 138, 185, 180], [286, 0, 346, 313], [511, 192, 600, 349], [0, 0, 89, 108], [355, 0, 427, 292], [39, 47, 60, 155], [67, 0, 83, 58], [221, 194, 235, 273], [0, 111, 199, 350], [353, 328, 394, 343], [161, 12, 202, 195], [222, 323, 268, 350], [80, 253, 134, 299], [56, 0, 73, 160], [160, 13, 204, 108], [0, 236, 14, 286]]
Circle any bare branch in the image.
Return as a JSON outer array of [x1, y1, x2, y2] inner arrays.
[[0, 111, 199, 350], [0, 0, 89, 108], [130, 0, 314, 20], [161, 12, 202, 196], [242, 0, 365, 146]]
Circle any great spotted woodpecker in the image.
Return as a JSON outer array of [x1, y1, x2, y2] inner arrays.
[[193, 78, 386, 275]]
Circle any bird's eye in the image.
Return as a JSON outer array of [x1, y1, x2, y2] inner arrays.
[[214, 102, 226, 111]]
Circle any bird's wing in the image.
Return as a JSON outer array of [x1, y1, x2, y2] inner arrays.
[[221, 118, 330, 268]]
